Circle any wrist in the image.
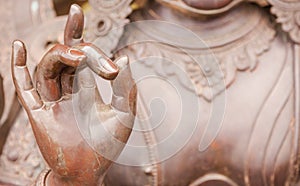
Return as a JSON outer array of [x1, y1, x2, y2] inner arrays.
[[34, 169, 80, 186], [38, 169, 102, 186], [34, 168, 51, 186]]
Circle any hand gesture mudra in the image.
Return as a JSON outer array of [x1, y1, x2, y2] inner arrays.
[[11, 4, 137, 186]]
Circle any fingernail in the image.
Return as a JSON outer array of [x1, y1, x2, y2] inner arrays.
[[74, 43, 119, 80], [114, 56, 129, 70], [12, 40, 26, 67], [68, 4, 84, 39], [70, 4, 82, 16], [100, 57, 119, 74], [69, 48, 84, 56], [69, 48, 86, 61]]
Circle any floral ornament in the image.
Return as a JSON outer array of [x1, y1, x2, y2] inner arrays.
[[269, 0, 300, 43]]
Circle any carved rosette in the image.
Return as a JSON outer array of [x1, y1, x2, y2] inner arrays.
[[269, 0, 300, 43], [85, 0, 133, 56]]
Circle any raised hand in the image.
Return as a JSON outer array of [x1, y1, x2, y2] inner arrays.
[[11, 4, 136, 186]]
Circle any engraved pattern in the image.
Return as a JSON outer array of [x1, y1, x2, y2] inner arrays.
[[287, 44, 300, 185], [118, 12, 276, 101], [244, 42, 294, 185], [268, 0, 300, 184], [136, 98, 162, 186]]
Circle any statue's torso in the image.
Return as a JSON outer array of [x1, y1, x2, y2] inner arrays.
[[104, 2, 298, 185]]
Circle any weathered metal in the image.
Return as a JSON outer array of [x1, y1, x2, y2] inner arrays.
[[1, 0, 300, 185]]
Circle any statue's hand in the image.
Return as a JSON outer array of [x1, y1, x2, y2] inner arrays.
[[11, 4, 136, 186]]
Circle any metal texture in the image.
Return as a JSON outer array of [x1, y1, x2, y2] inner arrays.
[[1, 0, 300, 185]]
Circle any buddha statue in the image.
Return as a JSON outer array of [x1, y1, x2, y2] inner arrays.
[[1, 0, 300, 185]]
